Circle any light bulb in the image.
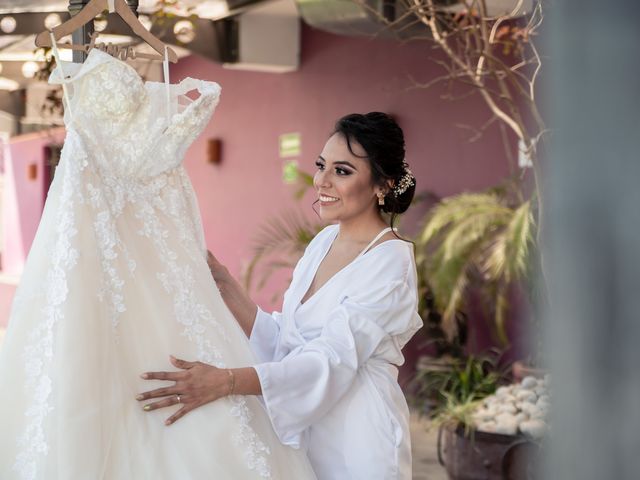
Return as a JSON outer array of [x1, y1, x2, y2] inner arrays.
[[0, 16, 17, 34], [174, 20, 195, 44], [22, 61, 39, 79], [44, 13, 62, 30]]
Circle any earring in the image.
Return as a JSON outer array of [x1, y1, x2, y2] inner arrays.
[[377, 193, 385, 206]]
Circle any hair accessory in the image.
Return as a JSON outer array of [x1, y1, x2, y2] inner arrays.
[[393, 163, 415, 197]]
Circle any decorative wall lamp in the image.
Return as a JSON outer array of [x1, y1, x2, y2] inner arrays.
[[27, 162, 37, 181], [207, 138, 222, 165]]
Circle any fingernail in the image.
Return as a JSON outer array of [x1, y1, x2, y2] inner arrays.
[[143, 405, 151, 411], [165, 420, 171, 426], [136, 394, 143, 401], [141, 373, 148, 379]]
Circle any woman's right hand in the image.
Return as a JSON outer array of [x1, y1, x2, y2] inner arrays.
[[206, 250, 229, 283], [205, 249, 257, 337]]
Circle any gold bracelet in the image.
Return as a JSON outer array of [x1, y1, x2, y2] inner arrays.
[[226, 369, 235, 396]]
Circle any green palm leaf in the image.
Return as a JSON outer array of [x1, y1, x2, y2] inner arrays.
[[418, 190, 534, 344], [244, 209, 323, 292]]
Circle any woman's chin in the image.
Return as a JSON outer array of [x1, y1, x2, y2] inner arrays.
[[317, 208, 339, 223]]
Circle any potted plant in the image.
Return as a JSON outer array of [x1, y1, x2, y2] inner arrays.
[[412, 352, 546, 480]]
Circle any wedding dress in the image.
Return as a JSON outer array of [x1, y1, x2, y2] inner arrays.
[[0, 40, 316, 480]]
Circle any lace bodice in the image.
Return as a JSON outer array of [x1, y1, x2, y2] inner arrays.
[[49, 48, 221, 178]]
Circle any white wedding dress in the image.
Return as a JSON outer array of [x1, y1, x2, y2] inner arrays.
[[0, 43, 316, 480]]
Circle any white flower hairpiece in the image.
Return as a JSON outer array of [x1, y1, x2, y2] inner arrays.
[[392, 163, 415, 197]]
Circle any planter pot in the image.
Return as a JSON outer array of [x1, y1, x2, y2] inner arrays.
[[438, 423, 540, 480]]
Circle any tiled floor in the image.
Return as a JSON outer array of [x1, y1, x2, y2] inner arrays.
[[411, 413, 448, 480]]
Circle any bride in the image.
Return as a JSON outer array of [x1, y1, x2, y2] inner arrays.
[[0, 29, 315, 480]]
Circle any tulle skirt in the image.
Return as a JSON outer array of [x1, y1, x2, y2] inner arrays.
[[0, 158, 315, 480]]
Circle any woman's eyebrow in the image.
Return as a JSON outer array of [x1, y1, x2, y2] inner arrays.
[[317, 155, 358, 170]]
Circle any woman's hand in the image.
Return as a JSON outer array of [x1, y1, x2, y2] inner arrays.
[[205, 250, 258, 337], [207, 250, 231, 284], [137, 356, 231, 425]]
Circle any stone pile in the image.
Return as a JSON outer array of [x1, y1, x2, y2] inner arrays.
[[472, 375, 550, 439]]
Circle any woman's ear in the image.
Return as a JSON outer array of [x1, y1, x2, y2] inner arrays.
[[382, 179, 395, 196]]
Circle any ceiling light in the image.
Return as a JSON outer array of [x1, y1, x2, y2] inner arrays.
[[173, 20, 195, 44], [0, 77, 20, 91], [0, 16, 16, 34], [44, 13, 62, 30], [21, 61, 39, 79]]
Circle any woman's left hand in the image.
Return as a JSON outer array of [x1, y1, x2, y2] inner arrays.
[[137, 356, 231, 425]]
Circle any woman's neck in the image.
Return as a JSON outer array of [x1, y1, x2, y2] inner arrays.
[[336, 209, 389, 244]]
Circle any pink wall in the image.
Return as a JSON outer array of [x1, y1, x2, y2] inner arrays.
[[173, 24, 513, 314], [2, 128, 65, 276], [0, 24, 521, 355]]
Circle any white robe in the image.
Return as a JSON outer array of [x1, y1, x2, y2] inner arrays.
[[250, 224, 423, 480]]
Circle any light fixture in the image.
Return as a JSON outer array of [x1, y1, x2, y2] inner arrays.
[[21, 61, 39, 79], [173, 20, 195, 44], [0, 16, 17, 34], [94, 15, 108, 32], [44, 13, 62, 30], [0, 77, 19, 91], [139, 15, 152, 31]]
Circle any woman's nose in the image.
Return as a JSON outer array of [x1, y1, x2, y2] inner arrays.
[[314, 170, 330, 188]]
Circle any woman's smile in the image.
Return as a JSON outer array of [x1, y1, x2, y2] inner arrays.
[[319, 194, 340, 206]]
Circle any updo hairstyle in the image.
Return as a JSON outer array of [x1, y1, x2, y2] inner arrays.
[[333, 112, 416, 223]]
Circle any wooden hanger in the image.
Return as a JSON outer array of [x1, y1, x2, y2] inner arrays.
[[34, 0, 178, 63]]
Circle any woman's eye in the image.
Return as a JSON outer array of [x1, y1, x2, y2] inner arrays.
[[336, 167, 351, 176], [315, 161, 325, 170]]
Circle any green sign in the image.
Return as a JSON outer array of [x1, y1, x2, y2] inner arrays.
[[279, 132, 301, 158]]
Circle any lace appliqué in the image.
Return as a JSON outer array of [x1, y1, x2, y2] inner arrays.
[[87, 180, 136, 331], [130, 169, 273, 478], [14, 133, 86, 480], [13, 53, 274, 479]]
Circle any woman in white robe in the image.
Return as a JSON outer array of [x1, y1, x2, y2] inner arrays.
[[137, 112, 423, 479]]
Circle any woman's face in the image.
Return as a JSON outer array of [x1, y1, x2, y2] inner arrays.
[[313, 133, 381, 224]]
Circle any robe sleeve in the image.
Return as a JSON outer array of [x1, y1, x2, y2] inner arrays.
[[249, 308, 282, 363], [253, 243, 422, 448], [248, 224, 337, 363]]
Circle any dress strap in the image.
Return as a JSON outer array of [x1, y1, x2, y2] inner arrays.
[[163, 45, 171, 127], [357, 227, 395, 258], [107, 0, 116, 13], [49, 30, 73, 120]]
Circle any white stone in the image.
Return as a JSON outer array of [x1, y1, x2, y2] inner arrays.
[[496, 386, 511, 398], [521, 376, 538, 390], [495, 413, 519, 435], [516, 389, 538, 403], [519, 419, 547, 439], [515, 412, 529, 424], [497, 403, 517, 414], [474, 408, 494, 422], [520, 403, 541, 417], [477, 421, 497, 433]]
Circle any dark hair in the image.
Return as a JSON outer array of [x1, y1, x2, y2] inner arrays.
[[333, 112, 416, 227]]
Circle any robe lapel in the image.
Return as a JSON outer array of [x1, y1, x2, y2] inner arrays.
[[280, 226, 339, 346]]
